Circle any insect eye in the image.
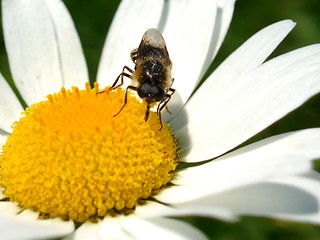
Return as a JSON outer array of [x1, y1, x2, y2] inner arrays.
[[138, 84, 164, 102], [137, 83, 151, 98], [152, 86, 164, 101]]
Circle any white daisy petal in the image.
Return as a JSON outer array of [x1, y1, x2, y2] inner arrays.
[[43, 0, 89, 89], [97, 0, 164, 86], [0, 74, 24, 132], [182, 0, 236, 86], [160, 155, 311, 205], [301, 169, 320, 181], [212, 0, 236, 62], [199, 173, 320, 224], [115, 215, 208, 240], [267, 172, 320, 223], [2, 0, 88, 105], [0, 202, 21, 215], [171, 20, 295, 130], [0, 133, 8, 150], [157, 129, 320, 203], [151, 171, 320, 224], [161, 0, 232, 122], [135, 200, 236, 222], [0, 210, 74, 240], [207, 18, 295, 95], [100, 217, 133, 240], [65, 221, 102, 240], [163, 0, 217, 105], [179, 44, 320, 162]]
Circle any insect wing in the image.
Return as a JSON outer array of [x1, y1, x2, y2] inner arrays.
[[142, 28, 166, 49], [137, 29, 171, 66]]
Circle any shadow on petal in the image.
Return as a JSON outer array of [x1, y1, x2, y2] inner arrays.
[[196, 182, 319, 216]]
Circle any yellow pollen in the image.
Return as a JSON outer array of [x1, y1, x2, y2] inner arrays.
[[0, 82, 178, 222]]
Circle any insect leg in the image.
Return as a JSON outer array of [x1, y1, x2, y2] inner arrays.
[[164, 88, 175, 114], [110, 66, 134, 90], [113, 85, 138, 117], [130, 49, 138, 63], [144, 102, 150, 122], [156, 90, 174, 131]]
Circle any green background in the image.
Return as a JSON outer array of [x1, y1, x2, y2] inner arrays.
[[1, 0, 320, 239]]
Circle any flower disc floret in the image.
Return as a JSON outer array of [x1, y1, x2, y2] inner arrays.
[[0, 82, 178, 222]]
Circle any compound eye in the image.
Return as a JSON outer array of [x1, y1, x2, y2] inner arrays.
[[137, 83, 151, 98], [138, 84, 165, 102], [151, 86, 165, 102]]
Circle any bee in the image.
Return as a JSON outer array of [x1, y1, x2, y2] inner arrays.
[[110, 28, 175, 130]]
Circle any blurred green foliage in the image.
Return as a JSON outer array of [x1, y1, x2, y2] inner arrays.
[[0, 0, 319, 239]]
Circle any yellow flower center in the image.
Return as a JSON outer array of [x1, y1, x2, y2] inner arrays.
[[0, 82, 178, 222]]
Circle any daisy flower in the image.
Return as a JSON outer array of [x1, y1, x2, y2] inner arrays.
[[1, 0, 320, 239]]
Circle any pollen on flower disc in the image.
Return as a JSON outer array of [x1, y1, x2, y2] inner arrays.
[[0, 82, 178, 222]]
